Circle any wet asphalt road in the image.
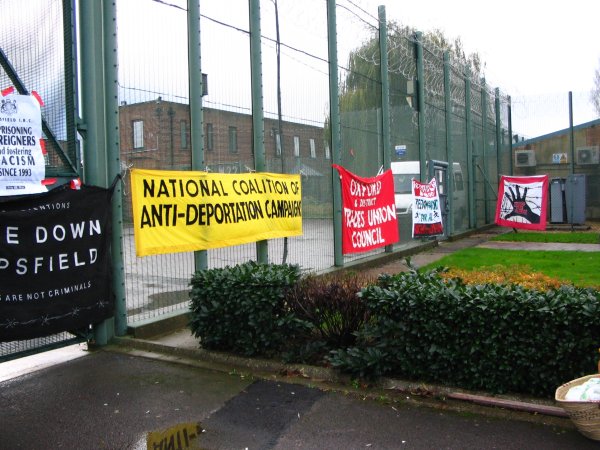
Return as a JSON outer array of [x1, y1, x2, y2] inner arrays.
[[1, 350, 599, 450]]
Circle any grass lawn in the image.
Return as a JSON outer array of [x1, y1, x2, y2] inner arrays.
[[491, 231, 600, 244], [421, 248, 600, 289]]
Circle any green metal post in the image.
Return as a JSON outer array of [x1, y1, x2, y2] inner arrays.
[[80, 0, 113, 344], [481, 78, 489, 223], [188, 0, 207, 271], [465, 70, 475, 228], [508, 95, 513, 175], [379, 6, 391, 170], [568, 91, 575, 229], [415, 31, 426, 182], [494, 88, 502, 178], [378, 6, 393, 252], [569, 91, 575, 175], [80, 1, 107, 186], [249, 0, 268, 264], [443, 52, 454, 235], [64, 0, 78, 170], [327, 0, 343, 267], [103, 0, 127, 336]]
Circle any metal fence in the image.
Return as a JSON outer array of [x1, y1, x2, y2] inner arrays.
[[114, 0, 515, 324], [4, 0, 592, 352]]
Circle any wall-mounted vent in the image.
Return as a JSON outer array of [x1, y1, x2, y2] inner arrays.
[[576, 146, 599, 165], [514, 149, 536, 167]]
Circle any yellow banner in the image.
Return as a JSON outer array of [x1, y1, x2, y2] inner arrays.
[[130, 169, 302, 256]]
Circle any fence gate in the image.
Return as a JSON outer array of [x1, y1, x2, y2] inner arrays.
[[427, 160, 449, 237], [0, 0, 83, 362]]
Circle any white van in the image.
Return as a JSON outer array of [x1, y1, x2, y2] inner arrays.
[[390, 161, 466, 220], [390, 161, 420, 215]]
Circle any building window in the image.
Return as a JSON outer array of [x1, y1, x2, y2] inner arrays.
[[180, 120, 188, 149], [309, 138, 316, 158], [133, 120, 144, 149], [206, 123, 214, 151], [229, 126, 238, 153], [325, 143, 331, 159], [293, 135, 300, 157], [275, 133, 282, 156]]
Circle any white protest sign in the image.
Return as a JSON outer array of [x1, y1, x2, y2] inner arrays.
[[411, 177, 444, 238], [0, 91, 46, 195]]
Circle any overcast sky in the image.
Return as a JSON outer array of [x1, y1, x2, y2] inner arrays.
[[117, 0, 600, 139], [362, 0, 600, 137]]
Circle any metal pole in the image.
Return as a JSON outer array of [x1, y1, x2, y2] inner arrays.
[[64, 0, 79, 172], [185, 0, 208, 271], [188, 0, 207, 271], [104, 0, 127, 336], [379, 6, 391, 170], [494, 88, 502, 178], [507, 95, 513, 175], [568, 91, 575, 229], [80, 0, 112, 344], [569, 91, 575, 175], [415, 31, 426, 182], [481, 78, 489, 223], [378, 6, 393, 252], [249, 0, 268, 263], [327, 0, 343, 266], [274, 0, 289, 264], [80, 1, 107, 186], [443, 52, 454, 235], [465, 69, 475, 228]]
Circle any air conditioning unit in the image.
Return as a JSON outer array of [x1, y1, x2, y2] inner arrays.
[[576, 146, 600, 165], [514, 149, 536, 167]]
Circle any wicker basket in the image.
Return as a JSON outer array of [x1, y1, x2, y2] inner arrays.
[[555, 374, 600, 441]]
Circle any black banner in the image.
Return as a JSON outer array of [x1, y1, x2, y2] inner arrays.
[[0, 183, 114, 341]]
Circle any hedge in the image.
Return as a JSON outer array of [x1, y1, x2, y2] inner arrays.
[[189, 263, 600, 398]]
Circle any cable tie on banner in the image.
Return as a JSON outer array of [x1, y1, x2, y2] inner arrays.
[[120, 163, 133, 196]]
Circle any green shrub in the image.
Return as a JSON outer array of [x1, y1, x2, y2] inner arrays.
[[328, 270, 600, 397], [188, 261, 304, 357]]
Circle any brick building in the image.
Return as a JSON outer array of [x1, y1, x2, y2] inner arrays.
[[119, 98, 332, 221]]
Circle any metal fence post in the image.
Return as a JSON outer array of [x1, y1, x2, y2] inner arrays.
[[569, 91, 575, 175], [80, 0, 113, 344], [378, 6, 393, 252], [444, 52, 454, 235], [103, 0, 127, 336], [64, 0, 79, 167], [249, 0, 268, 264], [508, 95, 513, 175], [415, 31, 427, 182], [327, 0, 343, 267], [495, 88, 502, 179], [465, 69, 475, 228], [188, 0, 208, 271], [481, 78, 489, 223]]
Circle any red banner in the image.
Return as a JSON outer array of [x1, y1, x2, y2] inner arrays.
[[333, 165, 398, 254], [495, 175, 548, 231]]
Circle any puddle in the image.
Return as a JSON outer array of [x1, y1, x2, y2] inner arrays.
[[133, 422, 205, 450]]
